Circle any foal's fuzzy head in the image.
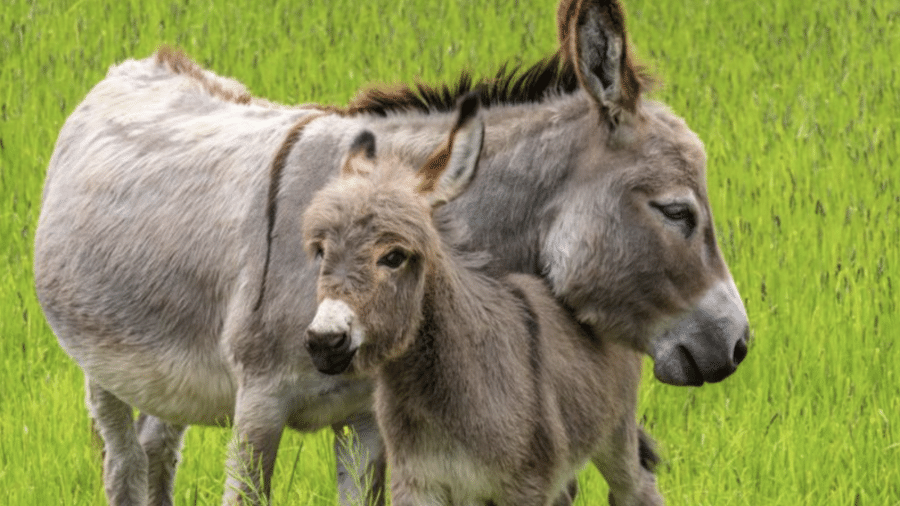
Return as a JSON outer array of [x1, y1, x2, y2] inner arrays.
[[302, 94, 484, 375]]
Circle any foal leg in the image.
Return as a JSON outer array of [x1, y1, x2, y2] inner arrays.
[[551, 479, 579, 506], [333, 412, 386, 506], [592, 425, 663, 506], [495, 488, 552, 506], [135, 414, 186, 506], [494, 472, 555, 506], [86, 378, 149, 506], [388, 471, 449, 506]]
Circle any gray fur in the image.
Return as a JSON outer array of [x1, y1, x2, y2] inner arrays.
[[34, 1, 747, 503]]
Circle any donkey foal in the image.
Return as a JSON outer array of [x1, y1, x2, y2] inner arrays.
[[303, 95, 663, 506]]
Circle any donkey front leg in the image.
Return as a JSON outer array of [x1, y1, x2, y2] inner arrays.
[[333, 412, 387, 506], [135, 414, 186, 506], [223, 386, 287, 505], [86, 378, 149, 506]]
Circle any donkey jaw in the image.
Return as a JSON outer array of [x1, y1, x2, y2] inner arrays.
[[649, 279, 750, 386], [306, 298, 364, 376]]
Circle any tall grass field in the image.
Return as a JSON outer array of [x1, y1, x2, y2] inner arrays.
[[1, 0, 897, 504]]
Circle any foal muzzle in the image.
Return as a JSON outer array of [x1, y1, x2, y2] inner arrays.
[[306, 329, 357, 375], [306, 298, 361, 375]]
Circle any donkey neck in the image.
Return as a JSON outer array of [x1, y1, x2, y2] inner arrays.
[[360, 91, 602, 275], [378, 247, 533, 419], [448, 94, 598, 274]]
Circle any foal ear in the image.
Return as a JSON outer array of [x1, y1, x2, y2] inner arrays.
[[564, 0, 643, 132], [341, 130, 377, 177], [419, 93, 484, 208]]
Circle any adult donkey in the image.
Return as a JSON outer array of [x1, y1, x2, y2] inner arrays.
[[34, 0, 748, 504]]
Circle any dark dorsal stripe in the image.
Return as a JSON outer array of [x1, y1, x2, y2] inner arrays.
[[155, 45, 252, 104]]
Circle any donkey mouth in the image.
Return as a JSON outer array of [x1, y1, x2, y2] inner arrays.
[[653, 342, 740, 386], [650, 279, 749, 386], [672, 345, 705, 386], [310, 349, 357, 376]]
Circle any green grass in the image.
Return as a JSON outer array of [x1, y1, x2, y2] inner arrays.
[[1, 0, 897, 504]]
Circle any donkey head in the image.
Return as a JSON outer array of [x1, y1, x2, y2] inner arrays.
[[302, 95, 484, 375], [542, 0, 749, 385]]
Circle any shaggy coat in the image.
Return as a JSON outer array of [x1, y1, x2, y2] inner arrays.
[[304, 96, 662, 505]]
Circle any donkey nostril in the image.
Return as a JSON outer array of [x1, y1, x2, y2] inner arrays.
[[306, 330, 349, 352], [732, 331, 748, 365], [305, 329, 356, 376], [330, 332, 349, 350]]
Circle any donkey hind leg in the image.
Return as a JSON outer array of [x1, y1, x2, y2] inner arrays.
[[135, 413, 186, 506], [87, 378, 149, 506], [333, 412, 386, 506], [591, 427, 663, 506]]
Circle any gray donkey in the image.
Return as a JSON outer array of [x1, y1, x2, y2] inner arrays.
[[304, 93, 663, 506], [34, 0, 748, 503]]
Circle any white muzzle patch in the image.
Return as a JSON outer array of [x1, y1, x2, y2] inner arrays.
[[309, 298, 365, 349]]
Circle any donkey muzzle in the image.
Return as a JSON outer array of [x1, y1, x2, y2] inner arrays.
[[306, 298, 360, 375], [651, 279, 750, 386], [306, 330, 356, 375]]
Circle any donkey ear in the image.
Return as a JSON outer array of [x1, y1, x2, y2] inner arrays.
[[419, 93, 484, 208], [341, 130, 377, 177], [565, 0, 643, 130]]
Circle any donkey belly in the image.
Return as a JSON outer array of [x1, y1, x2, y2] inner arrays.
[[76, 334, 238, 426]]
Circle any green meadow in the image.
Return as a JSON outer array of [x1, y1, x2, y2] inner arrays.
[[1, 0, 897, 503]]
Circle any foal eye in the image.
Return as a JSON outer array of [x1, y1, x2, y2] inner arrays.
[[313, 245, 324, 260], [378, 249, 409, 269], [652, 202, 697, 237]]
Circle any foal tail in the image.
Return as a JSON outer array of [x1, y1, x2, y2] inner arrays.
[[638, 426, 661, 473]]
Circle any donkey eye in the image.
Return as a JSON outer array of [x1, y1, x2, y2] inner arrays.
[[312, 244, 324, 260], [378, 249, 409, 269], [652, 203, 697, 237]]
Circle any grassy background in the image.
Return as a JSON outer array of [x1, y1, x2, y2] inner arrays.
[[1, 0, 897, 504]]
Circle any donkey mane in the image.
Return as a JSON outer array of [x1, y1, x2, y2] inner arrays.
[[347, 52, 576, 116], [346, 51, 654, 116], [154, 43, 653, 116], [155, 45, 253, 105]]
